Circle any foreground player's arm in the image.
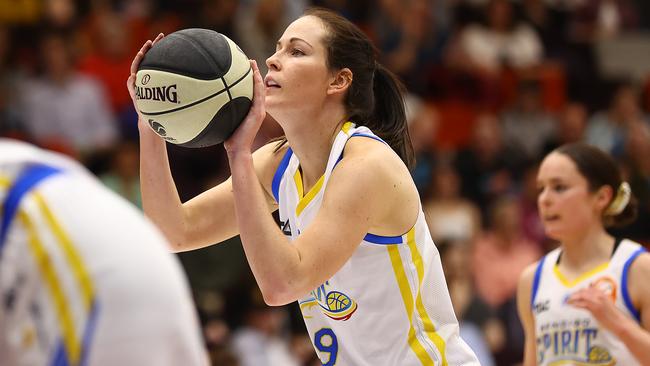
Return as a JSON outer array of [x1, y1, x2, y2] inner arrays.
[[568, 253, 650, 365], [517, 264, 538, 366]]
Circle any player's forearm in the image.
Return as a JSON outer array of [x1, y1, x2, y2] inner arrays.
[[138, 122, 187, 249], [228, 152, 305, 305], [612, 316, 650, 364]]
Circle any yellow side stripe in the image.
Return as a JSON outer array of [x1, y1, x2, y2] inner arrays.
[[407, 228, 448, 366], [19, 211, 82, 364], [295, 173, 325, 216], [293, 169, 304, 198], [554, 262, 610, 287], [387, 244, 435, 365], [34, 193, 94, 311], [2, 173, 95, 364]]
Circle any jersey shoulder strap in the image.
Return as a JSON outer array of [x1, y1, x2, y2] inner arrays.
[[0, 164, 62, 255]]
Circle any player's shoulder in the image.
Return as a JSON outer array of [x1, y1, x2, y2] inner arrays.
[[331, 135, 417, 211], [628, 247, 650, 278], [518, 259, 544, 293], [340, 134, 407, 178]]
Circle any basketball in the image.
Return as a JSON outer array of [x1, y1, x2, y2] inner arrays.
[[135, 29, 253, 148]]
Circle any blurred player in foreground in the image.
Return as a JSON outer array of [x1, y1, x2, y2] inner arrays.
[[518, 143, 650, 365], [0, 139, 207, 365]]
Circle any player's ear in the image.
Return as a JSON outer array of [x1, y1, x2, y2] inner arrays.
[[327, 68, 352, 96], [595, 185, 614, 213]]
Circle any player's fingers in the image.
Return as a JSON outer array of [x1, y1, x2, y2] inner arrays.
[[251, 61, 264, 103], [131, 40, 153, 74], [152, 33, 165, 45], [127, 72, 136, 92], [253, 61, 266, 118]]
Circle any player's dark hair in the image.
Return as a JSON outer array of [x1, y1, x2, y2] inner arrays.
[[554, 143, 637, 228], [302, 8, 414, 169]]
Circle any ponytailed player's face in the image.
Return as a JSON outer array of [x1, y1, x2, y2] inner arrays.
[[536, 153, 608, 241], [264, 16, 331, 118]]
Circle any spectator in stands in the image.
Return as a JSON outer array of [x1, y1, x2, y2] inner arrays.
[[455, 112, 524, 211], [471, 196, 542, 309], [18, 31, 117, 157], [502, 79, 557, 160], [438, 239, 498, 366], [78, 12, 136, 138], [449, 0, 543, 75], [542, 101, 588, 155], [0, 26, 23, 137], [231, 287, 300, 366], [586, 82, 648, 156], [406, 94, 439, 194], [373, 0, 449, 95], [424, 162, 482, 243]]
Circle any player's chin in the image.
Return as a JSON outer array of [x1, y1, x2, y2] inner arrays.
[[263, 95, 284, 111], [543, 225, 565, 241]]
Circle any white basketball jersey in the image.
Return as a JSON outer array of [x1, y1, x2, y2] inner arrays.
[[531, 238, 647, 366], [272, 123, 479, 365], [0, 139, 207, 365]]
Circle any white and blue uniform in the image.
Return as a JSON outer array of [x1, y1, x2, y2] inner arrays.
[[272, 123, 479, 365], [0, 139, 207, 365], [531, 238, 647, 365]]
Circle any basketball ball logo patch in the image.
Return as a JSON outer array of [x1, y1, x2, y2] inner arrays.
[[300, 282, 358, 321], [591, 277, 617, 301]]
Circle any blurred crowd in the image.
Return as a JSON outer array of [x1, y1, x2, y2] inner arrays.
[[1, 0, 649, 365]]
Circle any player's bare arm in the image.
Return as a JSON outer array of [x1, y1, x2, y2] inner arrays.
[[518, 263, 538, 366], [615, 252, 650, 364], [230, 134, 417, 305]]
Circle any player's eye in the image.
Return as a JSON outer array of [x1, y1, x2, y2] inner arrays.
[[290, 48, 305, 56], [552, 184, 567, 193]]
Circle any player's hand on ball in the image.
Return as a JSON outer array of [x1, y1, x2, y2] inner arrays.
[[127, 33, 164, 124], [224, 60, 266, 155]]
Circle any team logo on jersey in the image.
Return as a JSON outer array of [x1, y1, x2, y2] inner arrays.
[[280, 220, 292, 236], [547, 345, 616, 365], [299, 281, 358, 321]]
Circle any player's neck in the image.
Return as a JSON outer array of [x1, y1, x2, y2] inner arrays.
[[282, 106, 346, 188], [560, 226, 615, 270]]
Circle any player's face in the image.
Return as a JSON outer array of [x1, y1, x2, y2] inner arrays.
[[264, 16, 331, 114], [536, 153, 602, 241]]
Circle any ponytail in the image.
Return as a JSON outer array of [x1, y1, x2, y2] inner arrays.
[[367, 64, 414, 170], [305, 8, 415, 170]]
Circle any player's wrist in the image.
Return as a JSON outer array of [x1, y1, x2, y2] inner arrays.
[[611, 314, 636, 340]]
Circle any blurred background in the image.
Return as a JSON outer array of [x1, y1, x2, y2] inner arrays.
[[1, 0, 649, 365]]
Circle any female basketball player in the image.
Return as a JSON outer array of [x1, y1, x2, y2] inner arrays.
[[129, 9, 479, 366], [517, 143, 650, 365]]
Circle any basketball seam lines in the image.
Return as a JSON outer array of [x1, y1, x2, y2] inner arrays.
[[174, 32, 228, 79], [140, 66, 252, 116]]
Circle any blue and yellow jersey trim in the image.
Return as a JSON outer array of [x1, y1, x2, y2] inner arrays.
[[553, 261, 610, 288], [387, 226, 448, 365], [0, 165, 99, 366]]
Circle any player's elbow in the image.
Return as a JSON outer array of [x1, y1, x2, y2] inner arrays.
[[260, 283, 301, 306], [159, 221, 194, 252]]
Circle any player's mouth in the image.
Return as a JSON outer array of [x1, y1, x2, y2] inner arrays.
[[543, 214, 561, 222], [265, 76, 281, 89]]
